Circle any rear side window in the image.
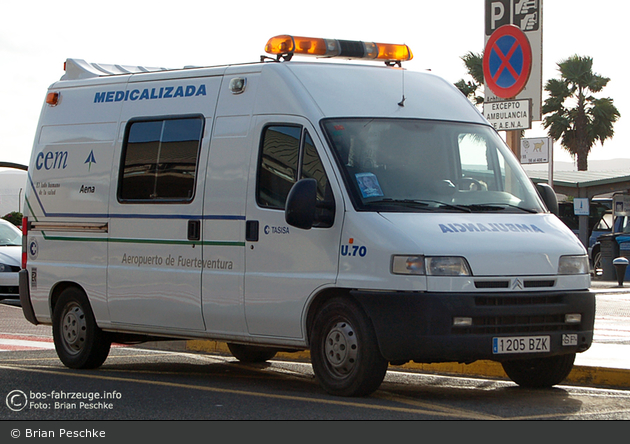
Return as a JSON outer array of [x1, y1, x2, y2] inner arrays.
[[119, 116, 204, 202]]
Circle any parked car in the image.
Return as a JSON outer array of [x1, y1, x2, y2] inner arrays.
[[0, 218, 22, 301], [557, 199, 612, 277], [589, 210, 614, 277]]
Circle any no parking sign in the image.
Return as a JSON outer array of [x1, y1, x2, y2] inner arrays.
[[483, 24, 532, 99]]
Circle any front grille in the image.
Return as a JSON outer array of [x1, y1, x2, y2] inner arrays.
[[453, 314, 574, 335], [453, 292, 578, 335], [475, 294, 563, 306], [474, 279, 556, 289], [524, 280, 556, 288], [475, 280, 509, 289]]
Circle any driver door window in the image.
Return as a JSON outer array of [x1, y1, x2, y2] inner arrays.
[[257, 125, 334, 227]]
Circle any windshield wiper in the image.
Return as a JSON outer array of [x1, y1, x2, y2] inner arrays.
[[462, 204, 539, 214], [366, 199, 472, 212]]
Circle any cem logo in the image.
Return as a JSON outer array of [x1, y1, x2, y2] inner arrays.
[[35, 151, 68, 170], [341, 238, 367, 257], [35, 149, 97, 175]]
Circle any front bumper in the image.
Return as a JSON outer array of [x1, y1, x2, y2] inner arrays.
[[353, 289, 595, 363]]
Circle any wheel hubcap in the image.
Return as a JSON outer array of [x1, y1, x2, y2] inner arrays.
[[324, 321, 358, 375], [61, 303, 87, 354]]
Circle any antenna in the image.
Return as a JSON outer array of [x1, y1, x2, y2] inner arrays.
[[398, 68, 406, 107]]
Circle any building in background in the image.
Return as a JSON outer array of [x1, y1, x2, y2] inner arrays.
[[0, 169, 27, 217]]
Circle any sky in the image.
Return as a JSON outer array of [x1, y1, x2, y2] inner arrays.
[[1, 0, 628, 169]]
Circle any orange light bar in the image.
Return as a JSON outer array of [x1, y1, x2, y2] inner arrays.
[[265, 35, 413, 63], [46, 92, 59, 106]]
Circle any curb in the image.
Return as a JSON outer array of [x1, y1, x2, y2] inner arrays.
[[140, 340, 630, 391]]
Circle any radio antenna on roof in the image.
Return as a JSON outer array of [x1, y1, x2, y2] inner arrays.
[[398, 69, 406, 107]]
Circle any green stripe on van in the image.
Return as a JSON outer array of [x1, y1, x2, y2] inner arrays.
[[38, 235, 244, 247]]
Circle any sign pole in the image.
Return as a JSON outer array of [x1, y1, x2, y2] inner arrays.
[[507, 130, 521, 159], [506, 94, 520, 159], [549, 137, 554, 189]]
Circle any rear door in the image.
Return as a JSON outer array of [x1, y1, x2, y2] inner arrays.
[[106, 76, 220, 331]]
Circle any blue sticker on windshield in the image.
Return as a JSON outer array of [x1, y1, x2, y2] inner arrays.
[[356, 173, 384, 198]]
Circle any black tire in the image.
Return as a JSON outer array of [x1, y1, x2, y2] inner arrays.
[[310, 297, 388, 397], [592, 249, 603, 278], [52, 287, 111, 369], [502, 353, 576, 388], [227, 343, 278, 363]]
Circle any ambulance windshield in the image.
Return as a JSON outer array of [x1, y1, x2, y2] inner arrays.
[[322, 119, 546, 213]]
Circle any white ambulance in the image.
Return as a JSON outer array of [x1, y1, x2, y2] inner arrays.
[[20, 35, 595, 397]]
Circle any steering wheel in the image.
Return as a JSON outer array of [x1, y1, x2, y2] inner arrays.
[[459, 177, 487, 191]]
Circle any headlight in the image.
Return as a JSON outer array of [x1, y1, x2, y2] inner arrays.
[[426, 256, 471, 276], [391, 255, 472, 276], [391, 255, 425, 275], [0, 264, 10, 272], [558, 255, 589, 275]]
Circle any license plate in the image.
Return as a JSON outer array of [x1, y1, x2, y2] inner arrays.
[[493, 336, 550, 354]]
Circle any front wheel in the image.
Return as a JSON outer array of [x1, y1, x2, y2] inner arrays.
[[310, 297, 388, 397], [52, 287, 111, 369], [501, 353, 576, 388]]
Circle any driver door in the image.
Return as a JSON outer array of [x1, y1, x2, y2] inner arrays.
[[243, 118, 342, 339]]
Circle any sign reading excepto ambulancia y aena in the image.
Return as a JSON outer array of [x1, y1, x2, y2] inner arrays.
[[483, 98, 531, 131]]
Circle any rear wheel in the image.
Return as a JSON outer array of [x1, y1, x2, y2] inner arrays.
[[310, 297, 388, 397], [502, 353, 576, 388], [52, 287, 111, 369], [227, 343, 278, 363]]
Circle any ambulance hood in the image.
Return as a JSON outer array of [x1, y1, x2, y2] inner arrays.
[[379, 212, 586, 276]]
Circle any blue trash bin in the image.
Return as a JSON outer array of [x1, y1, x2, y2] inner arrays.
[[616, 235, 630, 280], [600, 234, 619, 280]]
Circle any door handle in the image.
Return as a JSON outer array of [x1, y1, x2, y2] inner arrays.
[[188, 220, 201, 241], [246, 220, 259, 242]]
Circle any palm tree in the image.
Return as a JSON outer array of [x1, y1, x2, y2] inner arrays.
[[454, 51, 484, 106], [542, 55, 620, 171]]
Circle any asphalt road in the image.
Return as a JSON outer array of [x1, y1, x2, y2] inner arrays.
[[1, 295, 630, 424], [2, 344, 630, 421]]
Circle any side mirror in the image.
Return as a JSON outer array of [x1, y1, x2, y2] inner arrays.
[[285, 179, 317, 230], [536, 183, 559, 216]]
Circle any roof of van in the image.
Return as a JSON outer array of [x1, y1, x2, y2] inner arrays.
[[58, 58, 488, 125], [276, 62, 487, 124]]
